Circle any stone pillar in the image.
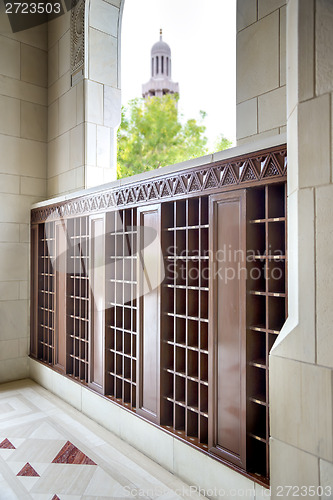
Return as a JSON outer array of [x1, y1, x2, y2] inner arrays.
[[269, 0, 333, 496], [84, 0, 123, 187]]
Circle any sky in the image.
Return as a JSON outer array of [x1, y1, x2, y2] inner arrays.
[[120, 0, 237, 149]]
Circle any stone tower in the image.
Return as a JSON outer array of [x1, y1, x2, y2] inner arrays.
[[142, 29, 179, 98]]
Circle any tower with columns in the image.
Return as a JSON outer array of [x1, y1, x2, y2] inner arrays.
[[142, 29, 179, 98]]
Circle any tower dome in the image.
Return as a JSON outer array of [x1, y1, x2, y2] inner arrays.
[[151, 36, 171, 57], [142, 30, 179, 99]]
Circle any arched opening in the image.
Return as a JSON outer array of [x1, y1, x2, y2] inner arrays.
[[119, 0, 236, 178]]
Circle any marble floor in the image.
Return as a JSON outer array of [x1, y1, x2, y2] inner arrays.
[[0, 379, 204, 500]]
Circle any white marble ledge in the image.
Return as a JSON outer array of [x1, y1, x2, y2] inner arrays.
[[31, 133, 286, 210]]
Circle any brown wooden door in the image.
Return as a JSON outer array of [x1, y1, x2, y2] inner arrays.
[[89, 214, 106, 394], [208, 190, 246, 468], [137, 204, 162, 424]]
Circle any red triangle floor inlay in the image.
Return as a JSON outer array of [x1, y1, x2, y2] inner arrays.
[[0, 438, 15, 449], [17, 463, 39, 477], [52, 441, 96, 465], [51, 495, 61, 500]]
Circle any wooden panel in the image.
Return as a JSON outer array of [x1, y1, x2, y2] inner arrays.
[[209, 190, 246, 468], [89, 214, 105, 393], [55, 221, 67, 372], [30, 225, 39, 358], [137, 204, 161, 423]]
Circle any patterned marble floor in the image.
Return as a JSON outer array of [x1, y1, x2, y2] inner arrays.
[[0, 379, 204, 500]]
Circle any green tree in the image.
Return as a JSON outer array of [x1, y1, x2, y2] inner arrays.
[[117, 94, 232, 179], [117, 94, 208, 178], [213, 134, 233, 153]]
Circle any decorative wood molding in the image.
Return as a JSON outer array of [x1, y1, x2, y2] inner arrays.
[[32, 145, 287, 223]]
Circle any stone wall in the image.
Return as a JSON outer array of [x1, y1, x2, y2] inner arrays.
[[47, 9, 85, 197], [236, 0, 286, 144], [0, 14, 47, 381], [269, 0, 333, 496], [85, 0, 122, 188], [47, 0, 123, 195], [0, 0, 123, 384]]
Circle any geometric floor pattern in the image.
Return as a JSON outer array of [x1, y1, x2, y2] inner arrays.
[[0, 380, 204, 499]]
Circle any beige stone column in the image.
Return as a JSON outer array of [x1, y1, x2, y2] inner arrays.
[[47, 8, 85, 197], [47, 0, 123, 196], [84, 0, 123, 188], [270, 0, 333, 496]]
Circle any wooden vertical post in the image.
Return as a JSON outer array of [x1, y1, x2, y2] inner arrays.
[[137, 204, 162, 424], [209, 190, 247, 469]]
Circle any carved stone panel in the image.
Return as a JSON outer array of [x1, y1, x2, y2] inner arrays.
[[71, 0, 85, 82]]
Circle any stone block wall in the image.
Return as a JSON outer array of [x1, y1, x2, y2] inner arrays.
[[47, 11, 85, 197], [236, 0, 286, 144], [269, 0, 333, 496], [85, 0, 122, 188], [0, 16, 47, 381]]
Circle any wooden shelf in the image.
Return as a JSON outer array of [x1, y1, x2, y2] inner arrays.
[[249, 325, 266, 333], [249, 291, 286, 297], [249, 359, 267, 369], [249, 433, 267, 444], [31, 154, 287, 484], [37, 222, 55, 365], [161, 197, 209, 445], [66, 217, 90, 383], [246, 183, 287, 478], [105, 208, 137, 410], [249, 395, 267, 406], [249, 217, 286, 224]]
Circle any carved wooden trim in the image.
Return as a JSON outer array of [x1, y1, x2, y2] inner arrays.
[[32, 145, 287, 223]]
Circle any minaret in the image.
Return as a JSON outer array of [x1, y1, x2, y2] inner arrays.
[[142, 29, 179, 98]]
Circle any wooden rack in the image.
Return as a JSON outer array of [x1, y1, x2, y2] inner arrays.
[[38, 222, 55, 364], [161, 197, 209, 448], [105, 208, 137, 409], [31, 144, 287, 485], [246, 183, 287, 477], [67, 217, 90, 383]]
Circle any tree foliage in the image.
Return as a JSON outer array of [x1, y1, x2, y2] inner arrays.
[[117, 94, 231, 179], [214, 134, 233, 153]]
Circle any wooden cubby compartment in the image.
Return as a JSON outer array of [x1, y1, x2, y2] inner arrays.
[[31, 148, 287, 484], [66, 217, 89, 383], [267, 260, 285, 294], [38, 222, 55, 364], [161, 196, 209, 446], [246, 182, 287, 479], [105, 208, 137, 409], [267, 183, 285, 219]]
